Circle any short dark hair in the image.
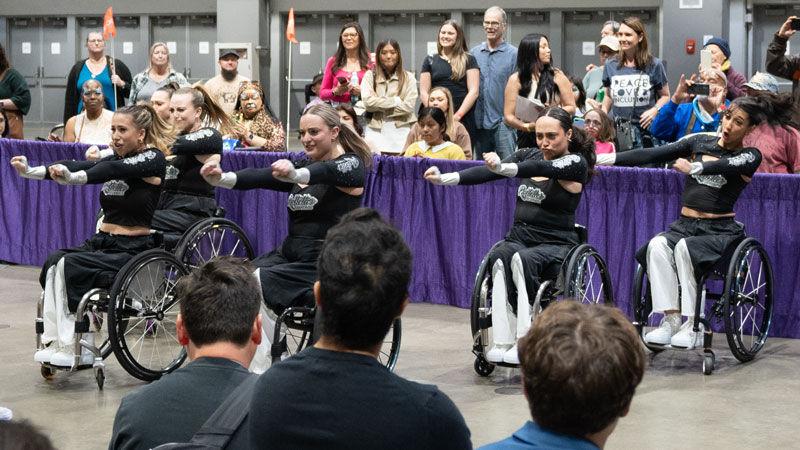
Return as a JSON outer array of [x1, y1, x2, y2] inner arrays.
[[176, 256, 261, 347], [519, 301, 646, 437], [317, 208, 412, 351], [0, 108, 9, 138], [0, 420, 55, 450]]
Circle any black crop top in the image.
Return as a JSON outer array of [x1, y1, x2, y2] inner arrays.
[[611, 134, 762, 215], [47, 148, 166, 228], [233, 153, 366, 239], [164, 127, 222, 197], [457, 148, 587, 231]]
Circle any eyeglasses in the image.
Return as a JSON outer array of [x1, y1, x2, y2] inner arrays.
[[483, 21, 503, 28], [341, 33, 359, 40], [241, 92, 261, 100], [87, 39, 104, 43], [599, 49, 616, 56], [82, 88, 103, 97]]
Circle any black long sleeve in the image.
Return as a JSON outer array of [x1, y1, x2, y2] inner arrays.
[[46, 150, 165, 184], [171, 128, 223, 156], [515, 154, 588, 183], [456, 148, 534, 185], [233, 168, 294, 192], [613, 136, 694, 166], [304, 154, 366, 188], [700, 147, 762, 176]]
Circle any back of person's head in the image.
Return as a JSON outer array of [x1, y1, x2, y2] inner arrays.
[[417, 106, 451, 142], [176, 256, 261, 347], [317, 208, 412, 351], [538, 106, 596, 180], [519, 301, 646, 438], [155, 81, 180, 98], [0, 420, 55, 450]]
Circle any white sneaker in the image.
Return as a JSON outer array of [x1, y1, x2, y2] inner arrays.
[[671, 320, 704, 349], [502, 344, 520, 365], [34, 346, 59, 363], [50, 346, 95, 367], [486, 344, 511, 363], [645, 314, 681, 345]]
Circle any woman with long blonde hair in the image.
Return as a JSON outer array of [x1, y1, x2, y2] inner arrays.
[[128, 42, 190, 104], [419, 19, 480, 142]]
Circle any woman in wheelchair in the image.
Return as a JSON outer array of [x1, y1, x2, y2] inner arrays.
[[10, 104, 171, 367], [201, 103, 372, 315], [424, 106, 596, 364], [596, 96, 774, 349]]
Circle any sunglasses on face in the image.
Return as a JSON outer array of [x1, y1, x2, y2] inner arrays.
[[82, 88, 103, 97], [241, 92, 261, 100]]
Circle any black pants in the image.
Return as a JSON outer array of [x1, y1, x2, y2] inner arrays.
[[253, 236, 322, 313], [151, 192, 217, 235]]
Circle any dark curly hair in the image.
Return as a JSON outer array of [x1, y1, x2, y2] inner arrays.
[[538, 106, 596, 181], [0, 43, 9, 72]]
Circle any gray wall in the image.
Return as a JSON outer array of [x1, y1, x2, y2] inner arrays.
[[661, 0, 728, 88], [0, 0, 216, 16]]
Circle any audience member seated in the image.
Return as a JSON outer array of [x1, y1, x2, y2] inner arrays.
[[248, 208, 473, 450], [404, 107, 466, 160], [584, 109, 616, 154], [0, 420, 55, 450], [302, 73, 325, 114], [203, 50, 249, 117], [127, 42, 189, 105], [765, 16, 800, 123], [0, 108, 10, 139], [742, 86, 800, 174], [335, 103, 364, 137], [478, 301, 646, 450], [49, 79, 113, 145], [232, 81, 286, 151], [650, 69, 729, 143], [361, 39, 418, 155], [584, 35, 619, 104], [109, 256, 261, 450], [405, 86, 472, 158], [703, 38, 746, 100]]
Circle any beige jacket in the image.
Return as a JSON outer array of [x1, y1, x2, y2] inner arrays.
[[360, 70, 418, 129]]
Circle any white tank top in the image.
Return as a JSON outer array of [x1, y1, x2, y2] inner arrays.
[[74, 109, 114, 145]]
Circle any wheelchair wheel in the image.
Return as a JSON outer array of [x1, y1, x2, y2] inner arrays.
[[723, 238, 774, 362], [108, 250, 189, 382], [564, 244, 614, 305], [470, 243, 502, 375], [377, 318, 401, 372], [632, 265, 665, 353], [272, 307, 315, 363], [174, 218, 255, 270]]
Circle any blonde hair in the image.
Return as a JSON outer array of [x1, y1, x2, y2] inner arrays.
[[437, 20, 470, 81], [305, 104, 373, 168], [173, 84, 239, 136], [430, 86, 456, 139], [148, 42, 174, 73], [115, 104, 176, 155]]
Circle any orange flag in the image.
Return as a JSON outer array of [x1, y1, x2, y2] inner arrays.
[[286, 8, 299, 44], [103, 7, 116, 39]]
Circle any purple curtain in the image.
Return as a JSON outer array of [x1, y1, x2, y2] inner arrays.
[[1, 142, 798, 338]]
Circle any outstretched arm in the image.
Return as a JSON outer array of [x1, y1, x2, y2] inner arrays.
[[200, 160, 294, 192], [596, 136, 695, 166], [270, 154, 366, 188]]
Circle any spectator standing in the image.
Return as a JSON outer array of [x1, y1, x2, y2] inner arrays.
[[248, 208, 472, 450], [584, 36, 619, 104], [471, 6, 518, 159], [420, 20, 479, 142], [361, 39, 418, 155], [320, 22, 371, 105], [109, 257, 261, 450], [204, 50, 250, 116], [127, 42, 189, 105], [601, 17, 670, 150], [703, 38, 746, 100], [0, 43, 30, 139], [765, 15, 800, 123], [404, 86, 471, 158], [50, 79, 113, 145], [742, 73, 800, 174], [64, 32, 132, 123], [504, 33, 576, 149], [478, 301, 646, 450], [650, 69, 729, 143]]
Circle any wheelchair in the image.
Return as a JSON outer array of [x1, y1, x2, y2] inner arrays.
[[632, 237, 774, 375], [470, 225, 614, 376], [36, 249, 189, 389], [270, 306, 402, 372]]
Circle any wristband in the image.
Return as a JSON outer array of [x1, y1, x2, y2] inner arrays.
[[455, 112, 463, 120], [523, 123, 531, 132], [274, 167, 311, 184], [595, 153, 616, 165], [688, 162, 704, 175], [205, 171, 237, 189], [50, 165, 88, 185], [19, 159, 47, 180], [488, 162, 519, 177]]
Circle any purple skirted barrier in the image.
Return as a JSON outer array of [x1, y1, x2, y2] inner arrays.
[[1, 140, 798, 338]]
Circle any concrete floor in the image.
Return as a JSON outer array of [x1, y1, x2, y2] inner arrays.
[[1, 263, 799, 449]]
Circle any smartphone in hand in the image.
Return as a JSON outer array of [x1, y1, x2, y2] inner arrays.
[[700, 49, 712, 70], [687, 83, 710, 96], [791, 18, 800, 30], [336, 76, 349, 85]]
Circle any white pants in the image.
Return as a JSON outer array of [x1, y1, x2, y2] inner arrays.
[[364, 121, 412, 155], [41, 258, 77, 349], [248, 268, 285, 374], [490, 254, 532, 346], [646, 236, 698, 317]]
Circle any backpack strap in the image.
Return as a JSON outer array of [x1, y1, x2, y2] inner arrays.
[[187, 374, 259, 448]]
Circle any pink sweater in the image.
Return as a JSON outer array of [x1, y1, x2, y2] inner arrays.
[[594, 141, 616, 155], [320, 56, 369, 103]]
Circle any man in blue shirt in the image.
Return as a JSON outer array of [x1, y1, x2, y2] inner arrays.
[[479, 301, 646, 450], [471, 7, 518, 160]]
